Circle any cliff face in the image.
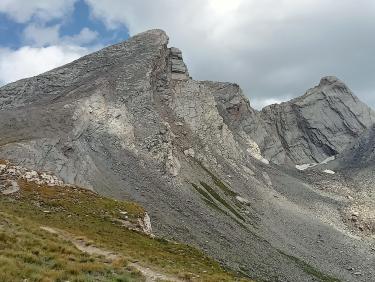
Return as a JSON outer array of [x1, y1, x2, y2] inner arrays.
[[0, 29, 374, 282], [210, 75, 375, 166], [256, 76, 375, 165]]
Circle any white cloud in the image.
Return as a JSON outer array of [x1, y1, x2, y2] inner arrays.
[[251, 98, 285, 110], [0, 0, 77, 23], [85, 0, 375, 109], [0, 45, 89, 85], [1, 0, 374, 109], [23, 24, 98, 47], [23, 24, 60, 46], [0, 0, 98, 87], [63, 27, 98, 45]]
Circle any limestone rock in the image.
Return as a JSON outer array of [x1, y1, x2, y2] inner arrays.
[[183, 148, 195, 158], [235, 195, 250, 205], [169, 47, 189, 80], [0, 161, 65, 195], [255, 76, 375, 165], [165, 152, 180, 176], [138, 212, 153, 235]]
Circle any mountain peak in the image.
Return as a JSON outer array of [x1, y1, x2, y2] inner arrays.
[[130, 28, 169, 43], [318, 75, 340, 86], [316, 75, 353, 95], [254, 76, 375, 165]]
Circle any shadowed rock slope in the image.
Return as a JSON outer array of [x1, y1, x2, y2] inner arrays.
[[0, 29, 374, 282]]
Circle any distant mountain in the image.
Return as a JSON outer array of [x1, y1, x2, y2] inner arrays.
[[257, 76, 375, 165], [0, 29, 374, 282]]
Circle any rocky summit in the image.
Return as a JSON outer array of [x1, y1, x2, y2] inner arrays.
[[1, 29, 375, 282]]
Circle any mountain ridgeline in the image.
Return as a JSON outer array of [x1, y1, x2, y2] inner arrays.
[[0, 29, 374, 282]]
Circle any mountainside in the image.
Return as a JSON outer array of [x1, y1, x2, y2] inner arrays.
[[256, 76, 375, 165], [211, 76, 375, 166], [0, 29, 374, 282], [331, 125, 375, 170]]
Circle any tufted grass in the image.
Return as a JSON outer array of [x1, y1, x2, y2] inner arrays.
[[0, 212, 143, 282], [0, 178, 252, 282]]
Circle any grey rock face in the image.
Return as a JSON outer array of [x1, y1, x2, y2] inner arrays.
[[254, 76, 375, 165], [169, 47, 189, 80], [333, 125, 375, 169], [1, 29, 374, 282]]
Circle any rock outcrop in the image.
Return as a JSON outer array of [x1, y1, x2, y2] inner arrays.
[[0, 29, 374, 282], [169, 47, 189, 80], [0, 160, 64, 194], [0, 159, 154, 236]]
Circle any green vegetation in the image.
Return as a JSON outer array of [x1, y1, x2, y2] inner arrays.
[[191, 182, 212, 202], [199, 181, 245, 221], [192, 160, 245, 220], [0, 212, 142, 282], [190, 161, 246, 223], [191, 182, 230, 216], [277, 250, 341, 282], [196, 161, 237, 197], [0, 179, 251, 282]]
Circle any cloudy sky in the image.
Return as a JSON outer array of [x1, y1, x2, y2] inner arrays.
[[0, 0, 374, 109]]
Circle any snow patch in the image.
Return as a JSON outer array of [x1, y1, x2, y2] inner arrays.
[[323, 169, 335, 174], [321, 156, 335, 164], [296, 163, 317, 171], [296, 155, 336, 171]]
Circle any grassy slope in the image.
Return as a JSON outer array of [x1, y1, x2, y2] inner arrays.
[[0, 212, 143, 282], [0, 179, 251, 282]]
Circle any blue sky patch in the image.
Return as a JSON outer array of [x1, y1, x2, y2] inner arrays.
[[0, 0, 129, 50], [60, 0, 129, 47], [0, 14, 25, 48]]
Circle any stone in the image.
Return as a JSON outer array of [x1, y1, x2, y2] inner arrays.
[[235, 196, 250, 205], [170, 47, 183, 59], [137, 212, 152, 235], [165, 153, 180, 176], [171, 58, 187, 73], [352, 211, 359, 217], [183, 148, 195, 158], [168, 47, 189, 80]]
